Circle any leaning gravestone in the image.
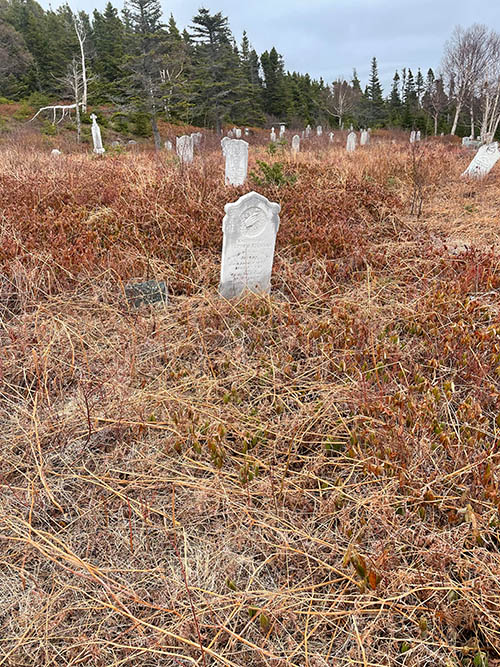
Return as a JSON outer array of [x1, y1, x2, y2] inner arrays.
[[346, 131, 357, 153], [462, 142, 500, 178], [360, 129, 369, 146], [125, 280, 168, 308], [91, 113, 105, 154], [292, 135, 300, 153], [176, 135, 194, 164], [219, 191, 281, 299], [223, 139, 249, 186]]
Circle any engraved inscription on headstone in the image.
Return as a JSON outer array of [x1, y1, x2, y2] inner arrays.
[[292, 134, 300, 153], [219, 192, 281, 299], [346, 131, 357, 153], [224, 139, 249, 186], [125, 280, 168, 308], [176, 135, 194, 164], [462, 142, 500, 178], [90, 113, 105, 154]]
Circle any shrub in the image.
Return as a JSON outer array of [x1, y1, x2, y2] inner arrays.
[[250, 159, 297, 187]]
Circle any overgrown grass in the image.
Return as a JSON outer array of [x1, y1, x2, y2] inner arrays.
[[0, 131, 499, 666]]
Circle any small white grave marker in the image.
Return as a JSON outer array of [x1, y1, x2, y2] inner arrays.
[[235, 128, 242, 139], [279, 123, 286, 138], [51, 149, 62, 156], [416, 131, 421, 142], [329, 132, 334, 143], [165, 140, 173, 151], [346, 131, 357, 153], [270, 128, 277, 142], [90, 113, 105, 154], [317, 125, 323, 136], [219, 191, 281, 299], [245, 128, 249, 136], [462, 142, 500, 178], [360, 129, 369, 146], [410, 130, 416, 144], [305, 125, 311, 138], [292, 135, 300, 153], [176, 135, 194, 164], [223, 139, 249, 186]]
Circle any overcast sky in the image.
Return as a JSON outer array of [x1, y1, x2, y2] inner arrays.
[[39, 0, 500, 90]]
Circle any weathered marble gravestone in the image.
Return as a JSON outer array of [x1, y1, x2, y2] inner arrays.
[[270, 128, 277, 142], [227, 130, 234, 138], [165, 140, 173, 151], [191, 132, 202, 146], [245, 128, 249, 136], [346, 131, 357, 153], [416, 131, 421, 142], [176, 135, 194, 164], [221, 136, 231, 156], [223, 139, 249, 186], [317, 125, 323, 136], [235, 128, 242, 138], [219, 191, 281, 299], [305, 125, 311, 138], [125, 280, 168, 308], [292, 135, 300, 153], [462, 142, 500, 178], [360, 129, 369, 146], [301, 130, 305, 139], [279, 123, 286, 138], [329, 132, 334, 142], [409, 130, 416, 144], [51, 149, 62, 156], [90, 113, 105, 154]]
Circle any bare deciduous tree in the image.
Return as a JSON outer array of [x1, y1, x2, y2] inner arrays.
[[322, 78, 359, 129], [442, 24, 491, 135], [73, 13, 88, 113], [479, 31, 500, 142], [422, 77, 448, 135]]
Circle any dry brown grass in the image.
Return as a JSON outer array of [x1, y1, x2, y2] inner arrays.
[[0, 131, 499, 666]]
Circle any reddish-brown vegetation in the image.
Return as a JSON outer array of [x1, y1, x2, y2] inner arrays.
[[0, 131, 499, 666]]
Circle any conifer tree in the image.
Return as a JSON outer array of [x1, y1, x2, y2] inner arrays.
[[260, 47, 289, 119]]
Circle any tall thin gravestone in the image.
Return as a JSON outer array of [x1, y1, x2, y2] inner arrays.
[[346, 131, 357, 153], [410, 130, 416, 144], [219, 191, 281, 299], [176, 135, 194, 164], [462, 142, 500, 178], [90, 113, 105, 154], [223, 139, 249, 186], [317, 125, 323, 137]]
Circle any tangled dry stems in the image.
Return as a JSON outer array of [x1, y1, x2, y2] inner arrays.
[[0, 132, 499, 666]]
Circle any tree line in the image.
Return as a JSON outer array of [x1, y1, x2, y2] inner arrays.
[[1, 0, 499, 140]]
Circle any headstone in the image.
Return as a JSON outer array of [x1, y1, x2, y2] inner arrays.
[[227, 130, 234, 138], [244, 128, 249, 136], [176, 135, 194, 164], [90, 113, 105, 155], [329, 132, 334, 143], [235, 128, 242, 139], [305, 125, 311, 138], [51, 149, 62, 156], [111, 140, 121, 147], [410, 130, 416, 144], [191, 132, 202, 146], [292, 135, 300, 153], [125, 280, 168, 308], [221, 136, 231, 156], [346, 131, 357, 153], [165, 140, 173, 151], [279, 123, 286, 138], [440, 132, 444, 137], [317, 125, 323, 136], [219, 191, 281, 299], [270, 128, 277, 142], [223, 138, 249, 186], [416, 131, 421, 142], [360, 129, 369, 146], [301, 130, 305, 139], [128, 140, 137, 145], [462, 142, 500, 178]]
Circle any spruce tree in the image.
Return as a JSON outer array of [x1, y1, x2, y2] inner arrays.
[[260, 47, 289, 119]]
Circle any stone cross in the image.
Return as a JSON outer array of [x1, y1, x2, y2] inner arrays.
[[462, 142, 500, 178], [317, 125, 323, 136], [223, 138, 249, 186], [235, 128, 242, 138], [346, 131, 357, 153], [360, 129, 369, 146], [410, 130, 416, 144], [270, 128, 277, 142], [176, 135, 194, 164], [292, 135, 300, 153], [90, 113, 105, 155], [219, 191, 281, 299]]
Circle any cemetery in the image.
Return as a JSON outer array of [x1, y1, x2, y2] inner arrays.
[[1, 5, 500, 667]]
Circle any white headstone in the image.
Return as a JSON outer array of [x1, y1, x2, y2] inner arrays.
[[416, 131, 421, 142], [301, 130, 305, 139], [410, 130, 416, 144], [305, 125, 311, 138], [346, 131, 357, 153], [219, 191, 281, 299], [462, 142, 500, 178], [227, 130, 234, 138], [279, 123, 286, 138], [191, 132, 202, 146], [221, 136, 231, 156], [270, 128, 277, 142], [223, 139, 249, 186], [235, 128, 242, 139], [329, 132, 334, 143], [176, 135, 194, 164], [245, 128, 249, 136], [51, 149, 62, 156], [165, 140, 173, 151], [317, 125, 323, 136], [292, 135, 300, 153], [90, 113, 105, 154], [360, 129, 369, 146]]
